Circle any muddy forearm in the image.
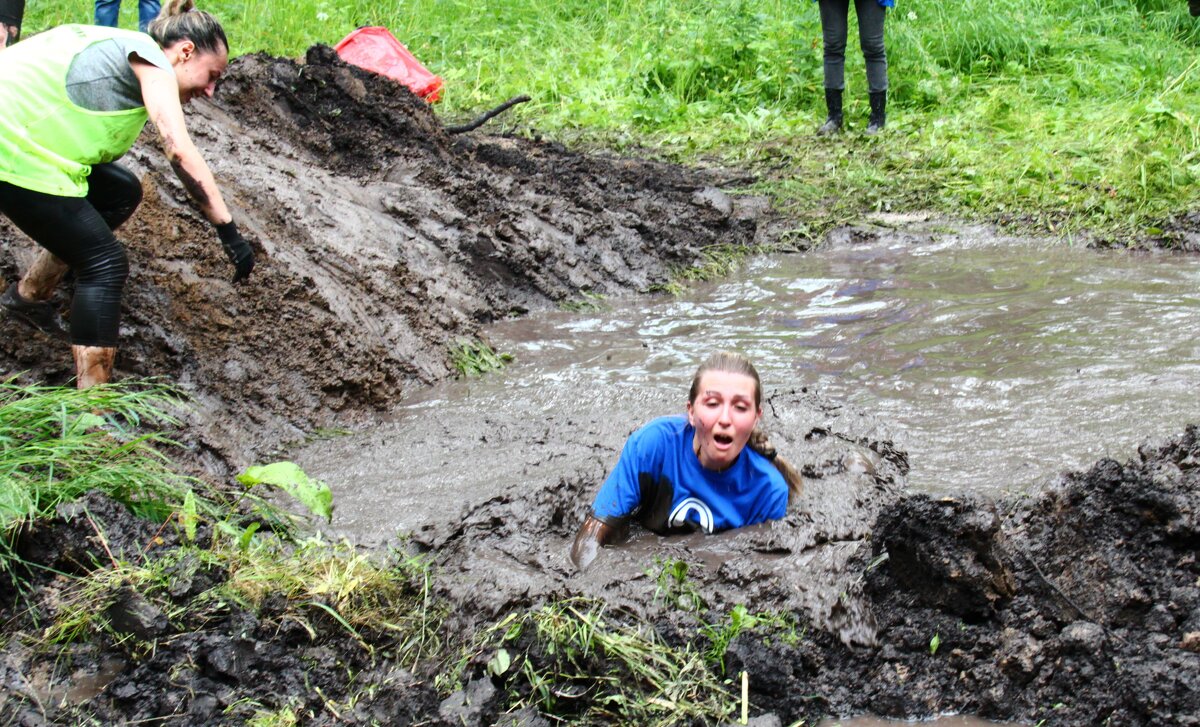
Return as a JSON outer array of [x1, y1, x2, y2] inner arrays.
[[570, 515, 616, 571], [165, 142, 232, 226]]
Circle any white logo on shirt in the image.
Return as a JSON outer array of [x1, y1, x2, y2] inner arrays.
[[669, 497, 715, 534]]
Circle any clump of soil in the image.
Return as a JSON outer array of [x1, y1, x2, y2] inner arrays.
[[728, 425, 1200, 726]]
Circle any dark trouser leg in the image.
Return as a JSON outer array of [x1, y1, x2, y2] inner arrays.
[[0, 0, 23, 48], [855, 0, 888, 93], [16, 163, 141, 304], [17, 163, 144, 302], [0, 175, 134, 349], [818, 0, 851, 92], [86, 163, 144, 232]]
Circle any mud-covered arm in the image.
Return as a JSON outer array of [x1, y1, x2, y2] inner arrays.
[[133, 59, 231, 225], [134, 59, 255, 282], [570, 515, 618, 572]]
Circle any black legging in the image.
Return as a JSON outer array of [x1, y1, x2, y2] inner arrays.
[[0, 163, 142, 347]]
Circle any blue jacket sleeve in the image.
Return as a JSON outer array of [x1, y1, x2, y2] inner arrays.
[[592, 427, 650, 522]]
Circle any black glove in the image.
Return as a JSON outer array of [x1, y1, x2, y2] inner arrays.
[[215, 221, 255, 283]]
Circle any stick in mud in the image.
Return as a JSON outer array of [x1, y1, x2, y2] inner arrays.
[[444, 94, 532, 134]]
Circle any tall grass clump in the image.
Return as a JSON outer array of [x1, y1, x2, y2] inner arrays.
[[449, 337, 514, 378], [0, 379, 200, 569], [446, 598, 735, 725]]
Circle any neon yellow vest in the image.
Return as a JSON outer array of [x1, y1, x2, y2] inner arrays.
[[0, 25, 155, 197]]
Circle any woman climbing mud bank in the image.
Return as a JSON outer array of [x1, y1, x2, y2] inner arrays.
[[0, 1, 254, 388]]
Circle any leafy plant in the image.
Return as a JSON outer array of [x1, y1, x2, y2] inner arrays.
[[650, 557, 705, 612], [237, 461, 334, 522]]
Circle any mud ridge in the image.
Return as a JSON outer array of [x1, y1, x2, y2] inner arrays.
[[727, 425, 1200, 725]]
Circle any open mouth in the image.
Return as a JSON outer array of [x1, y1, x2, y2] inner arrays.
[[713, 433, 733, 446]]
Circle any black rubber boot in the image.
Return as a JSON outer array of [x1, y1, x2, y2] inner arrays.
[[866, 90, 887, 135], [817, 88, 843, 135]]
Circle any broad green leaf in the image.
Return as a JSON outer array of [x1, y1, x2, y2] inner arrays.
[[237, 461, 333, 522], [487, 648, 511, 677]]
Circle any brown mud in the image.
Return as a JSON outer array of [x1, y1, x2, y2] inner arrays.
[[1, 48, 1198, 725]]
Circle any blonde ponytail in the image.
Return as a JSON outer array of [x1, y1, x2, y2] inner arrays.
[[747, 428, 804, 503]]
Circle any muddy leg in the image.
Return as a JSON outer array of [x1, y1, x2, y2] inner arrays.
[[17, 250, 69, 302], [72, 345, 117, 389]]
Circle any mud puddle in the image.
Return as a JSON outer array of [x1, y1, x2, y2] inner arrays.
[[297, 216, 1200, 610], [475, 216, 1200, 498]]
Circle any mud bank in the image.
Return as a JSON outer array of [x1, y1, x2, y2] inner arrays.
[[0, 45, 770, 477], [3, 421, 1196, 724], [728, 425, 1200, 726]]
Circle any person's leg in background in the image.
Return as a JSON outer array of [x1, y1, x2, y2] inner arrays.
[[855, 0, 889, 134], [0, 0, 24, 48], [817, 0, 851, 135], [137, 0, 161, 32], [95, 0, 122, 28]]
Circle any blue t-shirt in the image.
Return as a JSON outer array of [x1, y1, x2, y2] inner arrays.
[[592, 415, 788, 534]]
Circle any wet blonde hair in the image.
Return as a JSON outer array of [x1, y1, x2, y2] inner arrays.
[[688, 351, 804, 502], [147, 0, 227, 55]]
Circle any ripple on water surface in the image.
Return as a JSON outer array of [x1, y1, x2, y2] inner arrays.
[[481, 236, 1200, 497]]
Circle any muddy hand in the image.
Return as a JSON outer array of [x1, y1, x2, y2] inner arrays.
[[570, 515, 615, 572], [215, 221, 255, 283]]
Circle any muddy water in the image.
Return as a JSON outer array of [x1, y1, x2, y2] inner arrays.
[[293, 219, 1198, 649], [481, 226, 1200, 497], [295, 218, 1199, 541]]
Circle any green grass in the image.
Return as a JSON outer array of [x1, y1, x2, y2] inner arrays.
[[0, 379, 204, 569], [446, 597, 737, 725], [449, 337, 514, 377], [24, 1, 1200, 237], [652, 242, 759, 295]]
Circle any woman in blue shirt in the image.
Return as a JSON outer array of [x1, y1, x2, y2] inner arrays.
[[570, 351, 803, 571]]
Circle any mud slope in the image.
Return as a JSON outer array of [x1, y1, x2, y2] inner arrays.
[[729, 425, 1200, 726], [0, 46, 768, 474]]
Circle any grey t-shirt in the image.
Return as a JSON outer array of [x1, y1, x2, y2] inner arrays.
[[65, 34, 171, 112]]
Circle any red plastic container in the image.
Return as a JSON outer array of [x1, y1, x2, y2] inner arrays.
[[333, 27, 443, 103]]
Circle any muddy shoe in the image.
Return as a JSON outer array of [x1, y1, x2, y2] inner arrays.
[[1, 282, 67, 338], [1192, 0, 1200, 17]]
